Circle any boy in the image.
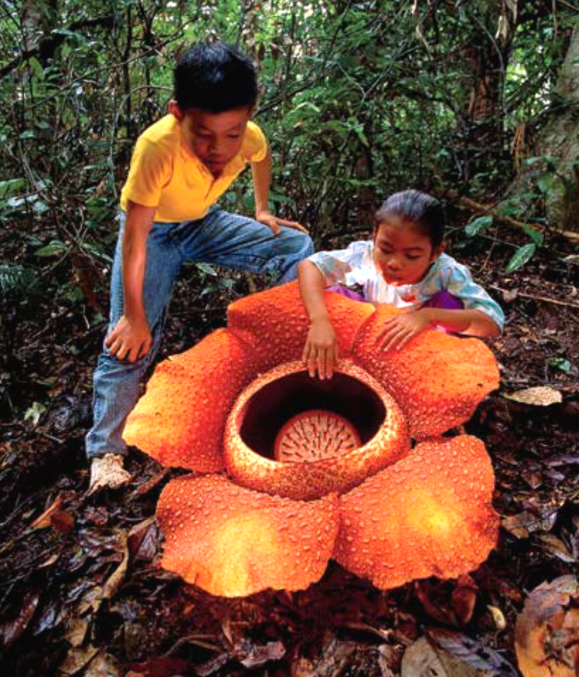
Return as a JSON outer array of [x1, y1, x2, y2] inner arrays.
[[87, 42, 313, 493]]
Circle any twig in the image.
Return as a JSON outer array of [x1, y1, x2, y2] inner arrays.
[[451, 192, 579, 242], [38, 430, 65, 445], [0, 15, 115, 79], [490, 284, 579, 310], [556, 0, 579, 13]]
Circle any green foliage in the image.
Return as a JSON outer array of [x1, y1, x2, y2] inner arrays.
[[0, 264, 41, 303], [505, 243, 537, 273], [465, 216, 494, 237], [0, 0, 576, 280]]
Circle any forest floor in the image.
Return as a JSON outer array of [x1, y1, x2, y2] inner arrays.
[[0, 223, 578, 677]]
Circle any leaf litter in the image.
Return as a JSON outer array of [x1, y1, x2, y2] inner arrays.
[[1, 239, 578, 676]]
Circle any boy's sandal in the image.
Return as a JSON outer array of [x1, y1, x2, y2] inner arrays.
[[88, 453, 132, 495]]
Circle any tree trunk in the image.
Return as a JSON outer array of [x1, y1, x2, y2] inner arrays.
[[21, 0, 58, 64], [454, 0, 518, 182], [539, 22, 579, 233]]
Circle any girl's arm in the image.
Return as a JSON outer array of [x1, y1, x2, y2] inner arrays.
[[298, 260, 339, 380], [377, 306, 501, 352], [421, 307, 501, 336]]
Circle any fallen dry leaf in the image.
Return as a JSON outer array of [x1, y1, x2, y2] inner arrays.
[[236, 639, 286, 668], [502, 507, 559, 539], [0, 588, 41, 651], [515, 574, 579, 677], [486, 605, 507, 632], [415, 575, 478, 627], [402, 628, 517, 677], [102, 533, 129, 600], [59, 645, 100, 676], [64, 616, 89, 647], [504, 386, 563, 406], [30, 494, 75, 533], [83, 651, 123, 677], [376, 643, 404, 677], [522, 469, 543, 490], [292, 635, 358, 677], [129, 656, 191, 677], [535, 533, 576, 564], [130, 468, 170, 497], [128, 517, 160, 562], [401, 636, 453, 677]]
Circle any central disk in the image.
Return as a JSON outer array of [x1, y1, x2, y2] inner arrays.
[[274, 409, 361, 462]]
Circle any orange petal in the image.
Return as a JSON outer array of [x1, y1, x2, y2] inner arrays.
[[334, 436, 499, 590], [353, 306, 500, 438], [123, 329, 257, 471], [157, 474, 339, 597], [227, 281, 374, 371]]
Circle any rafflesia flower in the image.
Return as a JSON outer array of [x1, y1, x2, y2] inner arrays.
[[124, 282, 500, 597]]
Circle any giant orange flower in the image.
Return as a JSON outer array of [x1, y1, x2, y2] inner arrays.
[[124, 282, 500, 597]]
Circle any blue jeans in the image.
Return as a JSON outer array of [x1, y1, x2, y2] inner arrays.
[[86, 206, 313, 459]]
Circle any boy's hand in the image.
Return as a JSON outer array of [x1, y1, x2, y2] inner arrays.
[[302, 317, 339, 380], [377, 307, 433, 352], [256, 210, 309, 235], [105, 315, 152, 362]]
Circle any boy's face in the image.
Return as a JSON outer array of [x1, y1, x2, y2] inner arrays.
[[169, 102, 251, 177], [373, 215, 443, 286]]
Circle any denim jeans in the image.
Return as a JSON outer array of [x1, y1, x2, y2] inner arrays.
[[86, 206, 314, 458]]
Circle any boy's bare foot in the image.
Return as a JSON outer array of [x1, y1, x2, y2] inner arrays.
[[88, 454, 131, 495]]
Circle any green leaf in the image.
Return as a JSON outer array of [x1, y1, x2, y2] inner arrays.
[[269, 190, 295, 207], [0, 178, 26, 201], [291, 102, 321, 114], [81, 242, 113, 264], [196, 263, 218, 276], [523, 156, 558, 168], [505, 243, 536, 273], [547, 357, 572, 373], [537, 174, 554, 194], [35, 240, 69, 257], [0, 264, 39, 300], [33, 200, 49, 214], [465, 215, 493, 237], [519, 223, 544, 246], [24, 401, 47, 427], [28, 57, 45, 80], [65, 284, 84, 303], [51, 28, 88, 44]]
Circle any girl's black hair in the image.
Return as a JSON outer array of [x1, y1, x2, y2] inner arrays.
[[375, 189, 445, 248], [174, 42, 258, 113]]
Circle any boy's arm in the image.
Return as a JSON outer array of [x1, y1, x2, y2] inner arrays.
[[298, 260, 338, 380], [251, 151, 308, 234], [104, 201, 156, 362]]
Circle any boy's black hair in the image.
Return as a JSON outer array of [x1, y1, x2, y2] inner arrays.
[[375, 189, 446, 248], [174, 42, 258, 113]]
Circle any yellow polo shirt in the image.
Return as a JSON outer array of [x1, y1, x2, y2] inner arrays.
[[120, 114, 268, 223]]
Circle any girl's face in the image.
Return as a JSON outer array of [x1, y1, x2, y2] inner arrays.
[[373, 214, 443, 286]]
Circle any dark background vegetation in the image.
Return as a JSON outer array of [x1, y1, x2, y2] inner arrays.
[[1, 1, 578, 676]]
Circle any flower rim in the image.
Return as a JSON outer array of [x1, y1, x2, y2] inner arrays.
[[224, 359, 411, 501]]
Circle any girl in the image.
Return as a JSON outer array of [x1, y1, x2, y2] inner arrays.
[[299, 189, 504, 380]]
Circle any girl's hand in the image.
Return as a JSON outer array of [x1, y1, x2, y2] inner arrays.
[[105, 315, 152, 362], [302, 317, 339, 379], [377, 307, 433, 352]]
